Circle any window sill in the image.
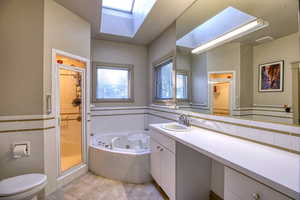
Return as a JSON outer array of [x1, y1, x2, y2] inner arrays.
[[152, 99, 175, 106], [176, 99, 190, 102], [93, 98, 135, 103]]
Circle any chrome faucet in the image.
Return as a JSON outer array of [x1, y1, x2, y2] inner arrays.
[[178, 114, 190, 127]]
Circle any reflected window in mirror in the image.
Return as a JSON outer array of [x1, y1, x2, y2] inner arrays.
[[176, 71, 189, 100], [154, 60, 174, 100]]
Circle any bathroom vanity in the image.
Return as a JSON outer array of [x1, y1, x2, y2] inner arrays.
[[149, 123, 300, 200], [150, 130, 176, 199], [150, 126, 211, 200]]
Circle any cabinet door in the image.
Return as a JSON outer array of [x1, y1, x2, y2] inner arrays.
[[150, 138, 161, 184], [224, 191, 241, 200], [161, 147, 176, 200], [169, 151, 176, 200], [224, 167, 293, 200]]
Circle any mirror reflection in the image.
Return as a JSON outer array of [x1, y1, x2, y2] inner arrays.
[[175, 0, 299, 124]]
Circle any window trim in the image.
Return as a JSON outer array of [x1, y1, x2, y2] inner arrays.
[[176, 70, 190, 102], [92, 62, 134, 103], [102, 0, 135, 14], [152, 52, 176, 105]]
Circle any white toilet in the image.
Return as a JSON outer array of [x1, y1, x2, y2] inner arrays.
[[0, 174, 47, 200]]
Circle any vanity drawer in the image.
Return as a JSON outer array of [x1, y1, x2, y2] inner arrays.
[[224, 167, 292, 200], [150, 129, 175, 153]]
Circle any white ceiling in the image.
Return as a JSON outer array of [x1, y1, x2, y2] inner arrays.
[[54, 0, 197, 45]]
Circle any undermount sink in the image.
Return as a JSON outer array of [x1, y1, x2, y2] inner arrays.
[[162, 123, 190, 132]]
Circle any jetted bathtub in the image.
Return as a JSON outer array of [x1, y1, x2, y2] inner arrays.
[[89, 131, 152, 184]]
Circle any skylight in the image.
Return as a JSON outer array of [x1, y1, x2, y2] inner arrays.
[[102, 0, 135, 13], [101, 0, 157, 37]]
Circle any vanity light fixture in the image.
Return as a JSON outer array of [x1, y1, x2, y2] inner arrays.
[[191, 19, 269, 54]]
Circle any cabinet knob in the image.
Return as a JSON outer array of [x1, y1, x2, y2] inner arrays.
[[156, 146, 160, 149], [160, 148, 164, 151], [252, 193, 260, 200]]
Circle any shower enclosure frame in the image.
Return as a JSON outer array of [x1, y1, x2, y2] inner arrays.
[[52, 48, 90, 187], [56, 64, 86, 175]]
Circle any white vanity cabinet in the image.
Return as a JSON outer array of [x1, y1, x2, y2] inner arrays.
[[224, 167, 293, 200], [150, 129, 212, 200], [150, 138, 161, 183], [150, 130, 176, 200], [149, 124, 299, 200]]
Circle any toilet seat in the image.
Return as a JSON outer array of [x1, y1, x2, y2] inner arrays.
[[0, 174, 47, 200]]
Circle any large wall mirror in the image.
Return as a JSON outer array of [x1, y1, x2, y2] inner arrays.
[[175, 0, 300, 125]]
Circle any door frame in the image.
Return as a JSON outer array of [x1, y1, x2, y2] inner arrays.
[[207, 71, 236, 115], [51, 49, 90, 183], [292, 62, 300, 124], [56, 64, 86, 176]]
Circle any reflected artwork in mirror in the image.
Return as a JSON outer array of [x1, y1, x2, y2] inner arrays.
[[175, 0, 299, 125]]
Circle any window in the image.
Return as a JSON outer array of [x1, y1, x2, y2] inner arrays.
[[102, 0, 135, 13], [93, 63, 133, 102], [176, 72, 189, 100], [154, 60, 174, 100]]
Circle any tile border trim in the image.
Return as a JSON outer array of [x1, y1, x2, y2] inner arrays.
[[91, 106, 300, 137], [148, 107, 300, 137], [147, 113, 300, 155], [0, 126, 56, 134], [0, 117, 55, 123], [91, 113, 147, 117]]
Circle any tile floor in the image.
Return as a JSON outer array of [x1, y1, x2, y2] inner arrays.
[[47, 172, 168, 200]]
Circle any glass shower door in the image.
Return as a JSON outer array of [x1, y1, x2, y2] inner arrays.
[[58, 65, 85, 173]]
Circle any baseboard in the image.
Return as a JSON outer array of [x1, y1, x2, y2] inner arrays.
[[153, 180, 222, 200], [210, 191, 223, 200], [152, 180, 169, 200]]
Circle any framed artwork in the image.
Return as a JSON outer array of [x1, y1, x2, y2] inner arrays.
[[258, 60, 284, 92]]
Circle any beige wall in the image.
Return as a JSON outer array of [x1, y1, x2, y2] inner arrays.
[[91, 39, 148, 107], [0, 1, 45, 197], [0, 131, 45, 180], [207, 43, 241, 107], [148, 23, 177, 103], [43, 0, 91, 194], [189, 33, 299, 109], [253, 32, 299, 106], [0, 0, 91, 116], [191, 53, 208, 104], [0, 0, 44, 116], [207, 43, 241, 71], [240, 44, 253, 107], [43, 0, 91, 114], [190, 43, 242, 106], [176, 49, 192, 71]]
